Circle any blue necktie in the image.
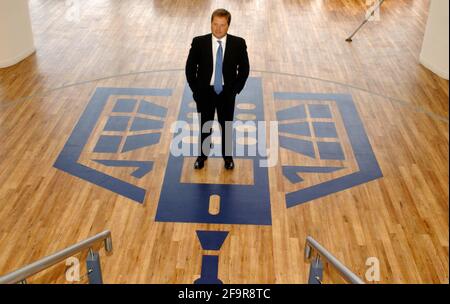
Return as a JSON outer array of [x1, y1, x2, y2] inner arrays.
[[214, 40, 223, 95]]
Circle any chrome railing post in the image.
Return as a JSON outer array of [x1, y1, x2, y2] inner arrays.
[[0, 230, 112, 284], [305, 236, 365, 284], [304, 242, 312, 261], [105, 234, 113, 253], [86, 248, 103, 284], [308, 255, 323, 284]]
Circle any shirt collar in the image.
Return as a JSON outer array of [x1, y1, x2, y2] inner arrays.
[[212, 34, 227, 45]]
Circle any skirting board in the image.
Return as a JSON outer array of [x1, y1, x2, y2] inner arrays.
[[0, 46, 36, 68], [419, 55, 449, 80]]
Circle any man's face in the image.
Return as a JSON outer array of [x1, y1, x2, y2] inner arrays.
[[211, 16, 229, 39]]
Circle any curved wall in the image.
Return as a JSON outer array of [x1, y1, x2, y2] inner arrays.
[[0, 0, 35, 68], [420, 0, 449, 80]]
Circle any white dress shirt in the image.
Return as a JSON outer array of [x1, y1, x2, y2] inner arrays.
[[210, 34, 227, 85]]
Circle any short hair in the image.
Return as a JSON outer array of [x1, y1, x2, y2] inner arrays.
[[211, 9, 231, 26]]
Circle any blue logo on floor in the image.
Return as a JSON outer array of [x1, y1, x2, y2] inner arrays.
[[54, 87, 171, 204], [275, 92, 383, 208]]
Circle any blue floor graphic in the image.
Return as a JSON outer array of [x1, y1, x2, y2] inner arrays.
[[54, 86, 382, 211], [194, 255, 223, 284], [274, 92, 383, 207], [282, 166, 345, 183], [54, 87, 171, 203], [194, 230, 229, 284], [155, 78, 272, 225], [92, 160, 154, 179], [52, 84, 384, 284], [197, 231, 229, 251]]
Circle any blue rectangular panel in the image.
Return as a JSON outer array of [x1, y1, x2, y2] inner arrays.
[[104, 116, 130, 132], [313, 122, 338, 138], [308, 104, 332, 119], [93, 135, 122, 153], [276, 105, 307, 121], [317, 141, 345, 160], [112, 99, 137, 113], [278, 122, 311, 137]]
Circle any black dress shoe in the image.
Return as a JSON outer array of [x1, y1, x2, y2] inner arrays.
[[224, 157, 234, 170], [194, 157, 206, 169]]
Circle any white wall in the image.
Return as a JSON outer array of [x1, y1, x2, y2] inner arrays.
[[0, 0, 35, 68], [420, 0, 449, 80]]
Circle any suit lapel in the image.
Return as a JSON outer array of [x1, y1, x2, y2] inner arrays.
[[206, 34, 213, 76], [223, 34, 232, 67]]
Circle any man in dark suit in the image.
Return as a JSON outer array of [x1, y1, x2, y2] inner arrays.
[[185, 8, 250, 170]]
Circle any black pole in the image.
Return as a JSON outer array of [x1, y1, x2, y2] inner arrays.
[[346, 0, 385, 42]]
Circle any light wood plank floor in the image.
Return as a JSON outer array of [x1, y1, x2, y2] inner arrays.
[[0, 0, 448, 284]]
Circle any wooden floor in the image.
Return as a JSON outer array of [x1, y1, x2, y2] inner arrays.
[[0, 0, 448, 284]]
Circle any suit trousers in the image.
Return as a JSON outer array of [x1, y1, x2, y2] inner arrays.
[[195, 86, 236, 158]]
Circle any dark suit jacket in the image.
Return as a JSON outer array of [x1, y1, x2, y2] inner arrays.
[[185, 33, 250, 103]]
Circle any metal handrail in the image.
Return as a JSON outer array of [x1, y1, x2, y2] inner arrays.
[[304, 236, 365, 284], [0, 230, 113, 284]]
